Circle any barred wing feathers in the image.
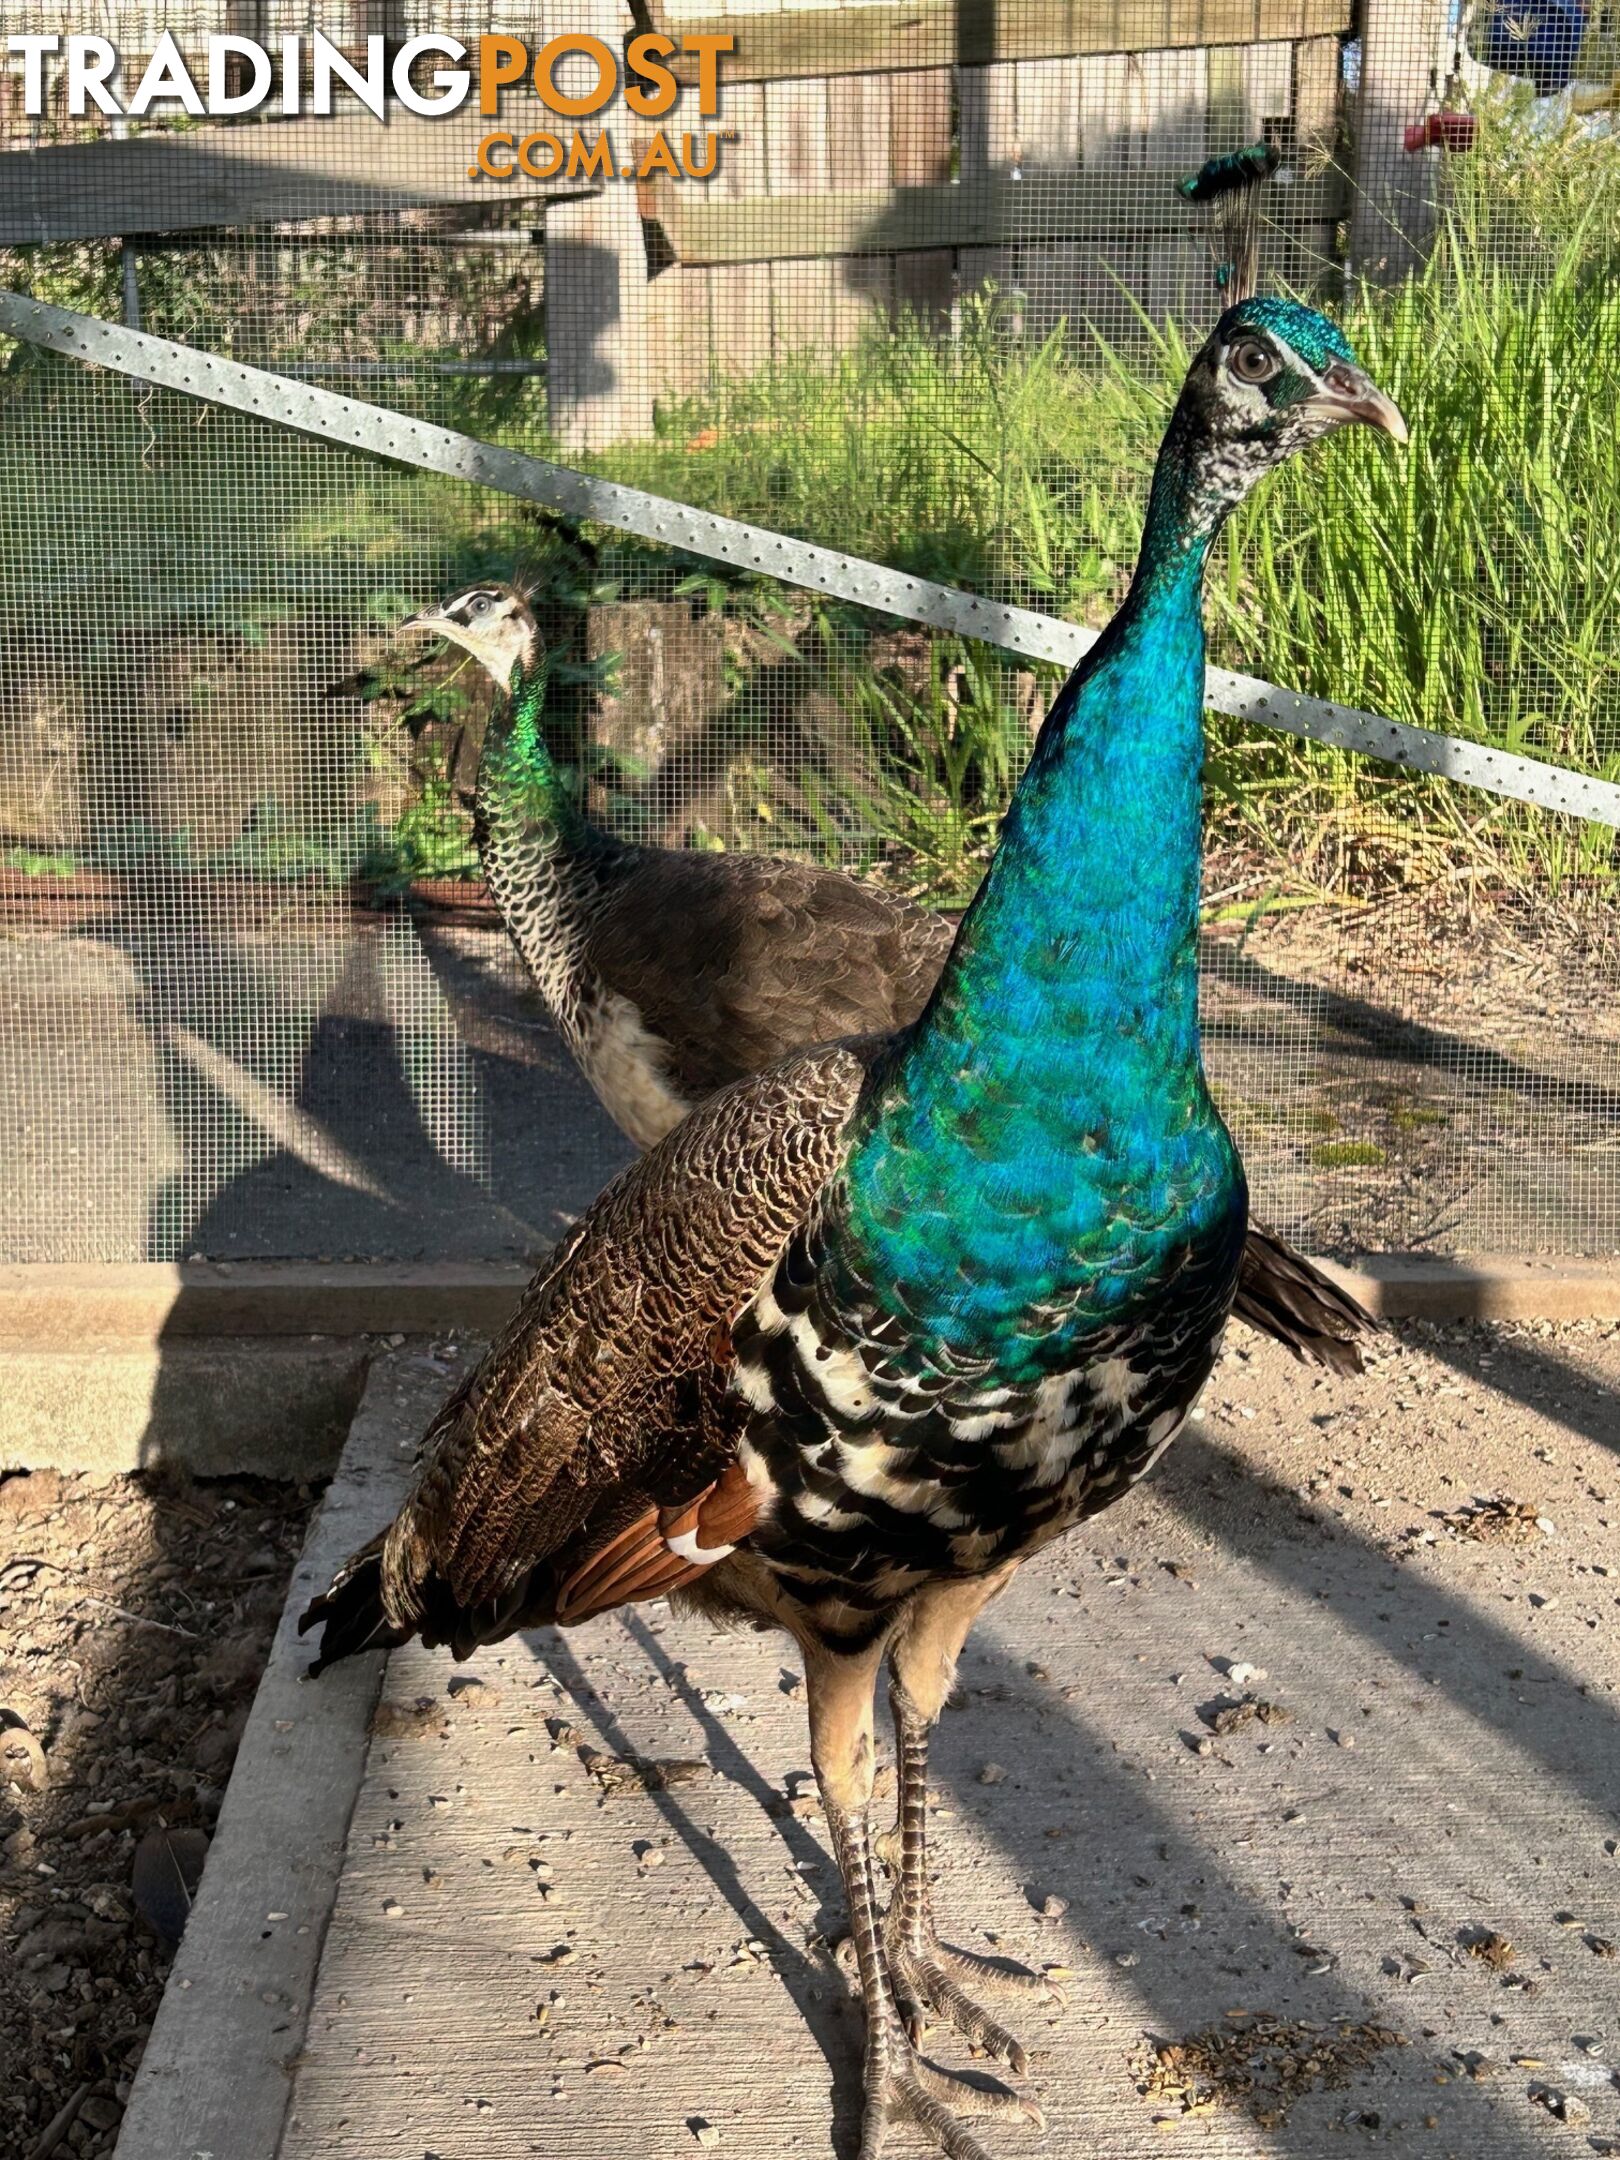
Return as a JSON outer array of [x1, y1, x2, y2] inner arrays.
[[302, 1042, 876, 1668]]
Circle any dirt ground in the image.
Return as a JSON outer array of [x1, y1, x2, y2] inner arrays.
[[1203, 883, 1620, 1258], [0, 1466, 316, 2158]]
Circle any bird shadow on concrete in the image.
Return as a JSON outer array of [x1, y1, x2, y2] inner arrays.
[[1158, 1424, 1620, 1827], [521, 1500, 1557, 2160], [948, 1628, 1551, 2159], [528, 1618, 871, 2154]]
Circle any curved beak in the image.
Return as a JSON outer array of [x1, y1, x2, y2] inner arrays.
[[398, 608, 441, 636], [1316, 362, 1408, 443]]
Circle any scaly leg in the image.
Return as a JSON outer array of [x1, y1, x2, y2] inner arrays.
[[805, 1632, 1039, 2160], [879, 1571, 1065, 2076]]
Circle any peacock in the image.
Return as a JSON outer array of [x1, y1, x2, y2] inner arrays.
[[307, 299, 1404, 2158], [392, 587, 1372, 1372]]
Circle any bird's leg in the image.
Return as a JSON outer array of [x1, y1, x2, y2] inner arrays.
[[806, 1634, 1035, 2160], [880, 1571, 1064, 2077]]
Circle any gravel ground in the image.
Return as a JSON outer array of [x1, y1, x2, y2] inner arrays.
[[0, 1466, 317, 2158]]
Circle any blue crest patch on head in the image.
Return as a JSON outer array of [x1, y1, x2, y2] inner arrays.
[[1215, 296, 1357, 373]]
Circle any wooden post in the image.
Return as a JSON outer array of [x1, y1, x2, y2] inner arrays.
[[546, 185, 654, 449], [1347, 0, 1449, 281], [224, 1, 270, 104], [543, 0, 654, 448]]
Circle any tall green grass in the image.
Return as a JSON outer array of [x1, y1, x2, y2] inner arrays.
[[593, 99, 1620, 895], [3, 94, 1615, 900], [1209, 100, 1620, 888]]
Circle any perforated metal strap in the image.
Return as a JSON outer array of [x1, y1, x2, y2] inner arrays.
[[4, 287, 1617, 831]]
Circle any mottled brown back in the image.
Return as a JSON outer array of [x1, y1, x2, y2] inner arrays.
[[586, 852, 956, 1101], [378, 1040, 878, 1631]]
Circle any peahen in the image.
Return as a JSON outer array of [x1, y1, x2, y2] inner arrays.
[[306, 300, 1404, 2157], [394, 590, 1372, 1372]]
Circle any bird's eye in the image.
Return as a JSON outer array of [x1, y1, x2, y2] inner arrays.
[[472, 595, 491, 615], [1228, 338, 1277, 384]]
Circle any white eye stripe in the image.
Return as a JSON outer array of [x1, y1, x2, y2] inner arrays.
[[1261, 333, 1329, 394]]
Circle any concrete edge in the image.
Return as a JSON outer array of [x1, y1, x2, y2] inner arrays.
[[0, 1260, 534, 1345], [112, 1352, 426, 2160], [2, 1255, 1617, 1344], [1316, 1253, 1620, 1323], [0, 1340, 370, 1479]]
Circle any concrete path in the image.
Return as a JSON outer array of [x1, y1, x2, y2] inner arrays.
[[126, 1322, 1620, 2160]]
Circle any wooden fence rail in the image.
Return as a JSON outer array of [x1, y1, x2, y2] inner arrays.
[[643, 3, 1354, 412], [1, 0, 1366, 445]]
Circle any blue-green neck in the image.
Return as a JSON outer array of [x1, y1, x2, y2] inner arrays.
[[476, 651, 580, 845], [896, 441, 1220, 1116], [834, 440, 1241, 1366]]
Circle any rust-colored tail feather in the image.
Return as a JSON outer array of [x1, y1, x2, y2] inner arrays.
[[554, 1463, 760, 1626]]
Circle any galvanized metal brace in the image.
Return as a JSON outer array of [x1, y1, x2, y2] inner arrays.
[[3, 289, 1617, 831]]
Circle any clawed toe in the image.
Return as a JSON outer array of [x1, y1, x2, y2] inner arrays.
[[890, 1946, 1033, 2073], [884, 1924, 1064, 2078], [930, 1940, 1066, 2007], [860, 2031, 1044, 2160], [911, 2052, 1046, 2129]]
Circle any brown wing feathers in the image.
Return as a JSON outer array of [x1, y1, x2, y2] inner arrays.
[[590, 855, 956, 1103], [303, 1045, 873, 1669], [1230, 1221, 1378, 1373]]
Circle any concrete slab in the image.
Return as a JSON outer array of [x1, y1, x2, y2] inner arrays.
[[0, 1338, 368, 1477], [113, 1350, 443, 2160], [129, 1321, 1620, 2160]]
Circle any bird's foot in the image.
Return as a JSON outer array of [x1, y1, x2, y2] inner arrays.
[[885, 1924, 1065, 2079], [858, 2017, 1044, 2160]]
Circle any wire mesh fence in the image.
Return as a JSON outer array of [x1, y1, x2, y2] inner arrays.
[[1, 0, 1617, 1264]]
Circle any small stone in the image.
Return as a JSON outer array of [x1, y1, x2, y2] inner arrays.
[[381, 1899, 404, 1918], [978, 1763, 1007, 1785], [689, 2119, 722, 2147], [1531, 2086, 1591, 2125], [448, 1675, 500, 1709]]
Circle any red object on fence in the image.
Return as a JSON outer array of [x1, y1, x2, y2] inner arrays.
[[1404, 111, 1478, 152]]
